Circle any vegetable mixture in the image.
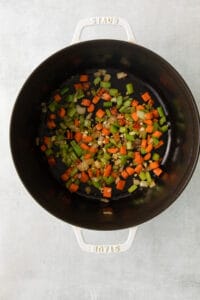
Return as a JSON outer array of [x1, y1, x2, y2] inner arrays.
[[38, 69, 169, 199]]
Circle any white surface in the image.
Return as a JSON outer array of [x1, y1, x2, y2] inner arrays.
[[1, 1, 200, 299]]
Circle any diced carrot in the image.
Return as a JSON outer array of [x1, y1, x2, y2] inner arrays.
[[121, 169, 129, 179], [88, 168, 93, 178], [118, 118, 126, 126], [120, 145, 127, 155], [80, 74, 89, 82], [148, 99, 154, 106], [152, 109, 159, 118], [141, 92, 151, 102], [103, 165, 112, 177], [74, 83, 83, 90], [144, 119, 153, 125], [154, 140, 164, 149], [66, 130, 73, 139], [49, 113, 56, 120], [102, 93, 111, 101], [111, 172, 118, 179], [89, 146, 98, 153], [61, 172, 69, 181], [134, 164, 143, 173], [69, 183, 79, 192], [80, 172, 89, 183], [47, 120, 56, 129], [107, 148, 118, 154], [145, 144, 153, 153], [81, 98, 91, 106], [149, 161, 159, 170], [134, 153, 143, 164], [43, 136, 51, 146], [96, 109, 105, 118], [84, 153, 92, 160], [102, 127, 110, 136], [92, 95, 100, 104], [97, 87, 106, 96], [82, 82, 90, 90], [96, 123, 103, 130], [54, 94, 62, 102], [131, 99, 139, 107], [87, 103, 95, 113], [40, 144, 46, 152], [131, 112, 138, 121], [58, 107, 66, 118], [74, 132, 83, 143], [113, 133, 120, 142], [144, 153, 151, 160], [116, 180, 126, 191], [152, 131, 162, 138], [146, 125, 153, 133], [74, 119, 80, 126], [110, 106, 118, 115], [82, 135, 93, 143], [80, 143, 90, 151], [141, 139, 147, 149], [136, 105, 145, 110], [126, 167, 135, 176], [103, 137, 110, 144], [48, 157, 56, 166], [102, 187, 112, 198], [153, 168, 163, 176], [144, 112, 153, 120]]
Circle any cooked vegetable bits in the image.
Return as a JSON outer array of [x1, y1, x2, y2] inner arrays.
[[38, 70, 169, 198]]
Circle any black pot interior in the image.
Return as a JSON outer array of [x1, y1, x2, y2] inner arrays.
[[10, 40, 200, 230]]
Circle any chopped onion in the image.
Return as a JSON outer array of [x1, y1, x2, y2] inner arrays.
[[76, 105, 86, 115], [104, 74, 111, 82], [140, 181, 148, 187], [116, 72, 127, 79]]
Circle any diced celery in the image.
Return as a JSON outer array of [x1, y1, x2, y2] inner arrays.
[[117, 96, 123, 108], [157, 106, 165, 117], [109, 88, 118, 96], [128, 184, 138, 193], [161, 124, 168, 132], [126, 83, 134, 95], [103, 102, 112, 108], [159, 116, 166, 125], [93, 76, 101, 85], [139, 171, 146, 181], [152, 152, 160, 161], [48, 101, 58, 112], [70, 140, 83, 157], [146, 171, 152, 184], [100, 81, 111, 88], [60, 86, 69, 95], [110, 124, 119, 134]]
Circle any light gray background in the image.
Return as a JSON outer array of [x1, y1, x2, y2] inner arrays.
[[0, 1, 200, 299]]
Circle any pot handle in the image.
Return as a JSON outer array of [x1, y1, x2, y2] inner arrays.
[[72, 226, 137, 254], [71, 16, 136, 44]]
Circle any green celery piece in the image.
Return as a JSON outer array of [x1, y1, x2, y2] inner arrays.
[[126, 141, 132, 150], [45, 148, 53, 156], [161, 124, 168, 132], [153, 121, 159, 130], [123, 99, 131, 107], [48, 101, 58, 112], [152, 137, 159, 146], [110, 124, 119, 134], [93, 76, 101, 85], [116, 96, 123, 108], [65, 178, 73, 188], [109, 88, 118, 97], [100, 81, 111, 89], [139, 171, 146, 181], [152, 152, 160, 161], [126, 133, 135, 141], [140, 148, 147, 155], [65, 94, 74, 102], [76, 89, 85, 99], [106, 109, 111, 117], [119, 127, 127, 133], [128, 184, 138, 193], [60, 86, 69, 96], [146, 171, 152, 184], [71, 167, 78, 177], [103, 102, 112, 108], [70, 140, 83, 157], [126, 83, 134, 95], [104, 176, 115, 185], [159, 116, 166, 125], [92, 180, 101, 189], [120, 155, 128, 165], [68, 107, 76, 118], [157, 106, 165, 117], [70, 151, 78, 162]]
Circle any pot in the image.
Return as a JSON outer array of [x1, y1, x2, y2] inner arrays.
[[10, 17, 200, 253]]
